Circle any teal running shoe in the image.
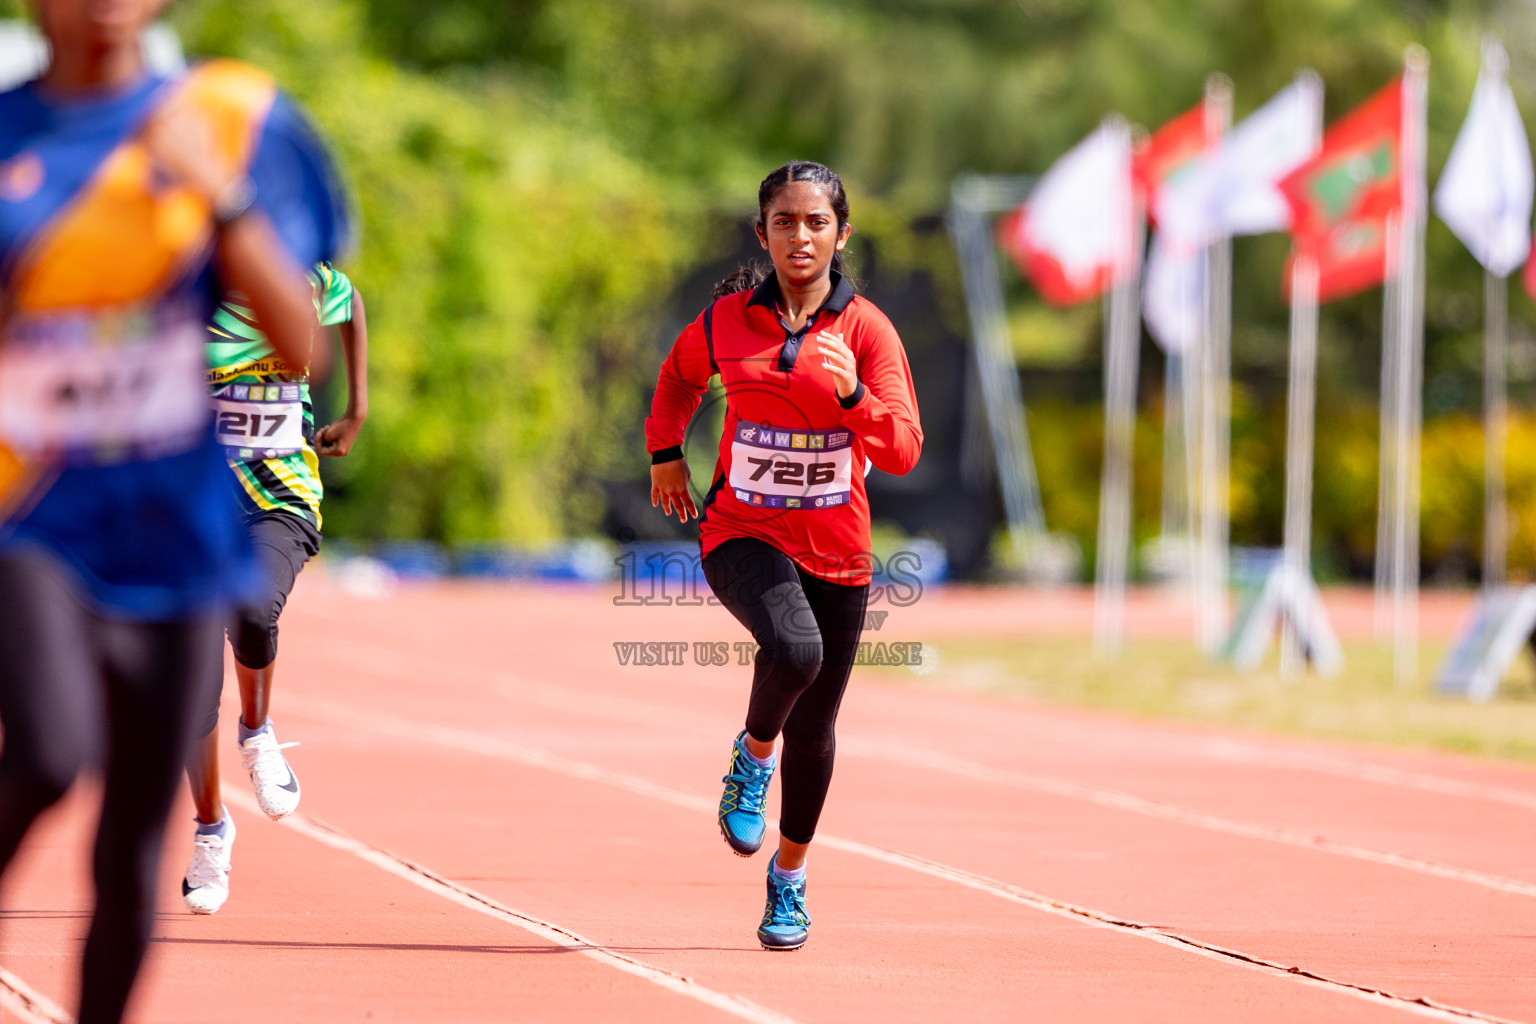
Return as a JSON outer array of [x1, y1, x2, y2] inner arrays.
[[719, 731, 775, 856], [758, 863, 810, 951]]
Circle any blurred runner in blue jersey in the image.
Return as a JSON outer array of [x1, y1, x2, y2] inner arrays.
[[0, 0, 348, 1019]]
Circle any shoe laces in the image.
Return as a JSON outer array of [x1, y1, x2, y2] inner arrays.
[[722, 750, 771, 815], [767, 874, 809, 927], [186, 833, 230, 888], [240, 731, 299, 788]]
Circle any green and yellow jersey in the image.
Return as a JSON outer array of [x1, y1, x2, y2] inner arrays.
[[206, 262, 354, 529]]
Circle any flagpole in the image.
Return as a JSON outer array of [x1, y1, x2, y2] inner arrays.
[[1160, 348, 1187, 549], [1280, 255, 1321, 678], [1486, 268, 1509, 590], [1375, 215, 1402, 639], [1094, 137, 1145, 659], [1392, 47, 1430, 687], [1198, 73, 1234, 655]]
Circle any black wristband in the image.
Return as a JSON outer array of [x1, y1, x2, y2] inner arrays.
[[838, 382, 867, 410], [650, 445, 685, 465]]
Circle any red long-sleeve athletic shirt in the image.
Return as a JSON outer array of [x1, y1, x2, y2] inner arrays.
[[645, 272, 922, 586]]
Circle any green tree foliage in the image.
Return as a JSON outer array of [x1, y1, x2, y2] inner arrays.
[[170, 0, 702, 542]]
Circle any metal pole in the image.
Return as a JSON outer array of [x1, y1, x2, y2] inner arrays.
[[1392, 48, 1430, 687], [1160, 349, 1187, 547], [1485, 268, 1509, 590], [1094, 194, 1146, 657], [947, 177, 1049, 563], [1198, 73, 1234, 654], [1281, 256, 1320, 678], [1375, 217, 1402, 639]]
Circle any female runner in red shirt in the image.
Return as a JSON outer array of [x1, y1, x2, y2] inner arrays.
[[647, 161, 922, 950]]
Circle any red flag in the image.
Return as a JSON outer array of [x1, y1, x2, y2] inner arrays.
[[998, 121, 1135, 307], [1135, 104, 1210, 220], [1278, 78, 1403, 302]]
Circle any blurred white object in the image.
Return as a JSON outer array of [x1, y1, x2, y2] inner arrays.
[[330, 556, 398, 599], [1157, 75, 1323, 249], [1142, 233, 1204, 353], [908, 644, 941, 678], [0, 20, 184, 91], [1009, 118, 1135, 304], [1433, 39, 1533, 277]]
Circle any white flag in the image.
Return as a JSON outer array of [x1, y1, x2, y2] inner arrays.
[[1006, 118, 1135, 306], [1433, 40, 1533, 277], [1157, 75, 1323, 251], [1143, 233, 1205, 353]]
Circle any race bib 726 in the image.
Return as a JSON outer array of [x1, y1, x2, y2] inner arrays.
[[728, 419, 854, 510]]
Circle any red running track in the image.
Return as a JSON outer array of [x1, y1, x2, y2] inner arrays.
[[0, 578, 1530, 1023]]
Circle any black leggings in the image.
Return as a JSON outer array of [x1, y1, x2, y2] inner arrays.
[[702, 537, 869, 844], [197, 511, 319, 737], [0, 551, 223, 1024]]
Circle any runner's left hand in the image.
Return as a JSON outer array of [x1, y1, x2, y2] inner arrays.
[[815, 331, 858, 399], [317, 413, 365, 457]]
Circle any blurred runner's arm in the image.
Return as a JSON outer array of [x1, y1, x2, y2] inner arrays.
[[645, 316, 713, 522], [143, 98, 323, 377], [834, 322, 922, 476], [318, 290, 369, 457]]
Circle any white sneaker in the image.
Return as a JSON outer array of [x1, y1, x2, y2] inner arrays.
[[239, 721, 301, 820], [183, 812, 236, 915]]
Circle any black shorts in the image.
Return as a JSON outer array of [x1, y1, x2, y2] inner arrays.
[[231, 510, 319, 670], [197, 511, 318, 736]]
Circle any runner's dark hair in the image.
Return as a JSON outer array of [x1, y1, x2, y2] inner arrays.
[[712, 161, 856, 299]]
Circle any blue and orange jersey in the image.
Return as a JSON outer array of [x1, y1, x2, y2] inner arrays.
[[0, 61, 349, 619]]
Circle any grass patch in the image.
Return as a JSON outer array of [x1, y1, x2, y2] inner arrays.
[[877, 637, 1536, 764]]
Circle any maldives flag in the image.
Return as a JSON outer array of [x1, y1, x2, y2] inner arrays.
[[1139, 104, 1213, 351], [999, 120, 1136, 307], [1136, 104, 1209, 224], [1278, 78, 1403, 302]]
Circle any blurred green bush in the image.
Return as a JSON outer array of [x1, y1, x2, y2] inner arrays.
[[1024, 398, 1536, 583]]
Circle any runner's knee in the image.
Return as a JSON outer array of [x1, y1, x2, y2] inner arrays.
[[229, 601, 278, 670], [756, 636, 823, 691]]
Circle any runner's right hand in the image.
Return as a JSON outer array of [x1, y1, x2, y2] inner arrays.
[[651, 458, 698, 523], [143, 98, 237, 206]]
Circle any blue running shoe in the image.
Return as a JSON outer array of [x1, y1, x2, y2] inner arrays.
[[719, 731, 774, 856], [758, 863, 810, 951]]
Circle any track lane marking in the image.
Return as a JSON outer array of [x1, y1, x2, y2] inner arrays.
[[314, 635, 1536, 818], [220, 789, 801, 1024], [315, 618, 1536, 817], [282, 697, 1526, 1024], [284, 660, 1536, 900], [0, 967, 69, 1024], [838, 741, 1536, 898], [1188, 739, 1536, 814]]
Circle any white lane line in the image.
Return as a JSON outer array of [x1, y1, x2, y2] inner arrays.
[[0, 966, 71, 1024], [817, 837, 1526, 1024], [285, 658, 1536, 901], [221, 789, 800, 1024], [839, 741, 1536, 898], [1189, 738, 1536, 815], [282, 697, 1525, 1024], [319, 626, 1536, 816]]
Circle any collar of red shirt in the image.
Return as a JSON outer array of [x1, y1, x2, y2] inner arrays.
[[745, 269, 856, 320], [745, 269, 856, 371]]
